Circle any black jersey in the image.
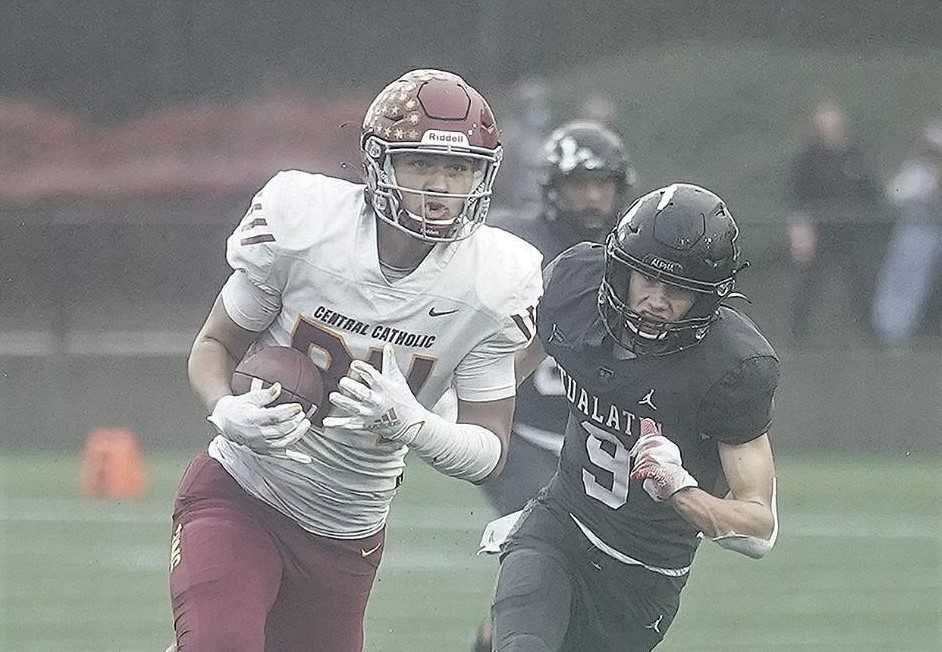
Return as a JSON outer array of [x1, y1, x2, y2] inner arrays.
[[537, 243, 780, 571]]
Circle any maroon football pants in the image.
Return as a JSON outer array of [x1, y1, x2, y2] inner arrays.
[[169, 454, 385, 652]]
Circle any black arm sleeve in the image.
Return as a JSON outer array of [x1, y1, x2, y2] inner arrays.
[[699, 355, 781, 445]]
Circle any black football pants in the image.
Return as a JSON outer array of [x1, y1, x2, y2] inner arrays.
[[491, 501, 685, 652]]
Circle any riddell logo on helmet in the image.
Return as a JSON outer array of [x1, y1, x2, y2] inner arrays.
[[645, 255, 684, 275], [422, 130, 470, 147]]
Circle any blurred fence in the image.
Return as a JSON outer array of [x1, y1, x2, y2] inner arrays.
[[3, 205, 940, 453], [2, 2, 940, 453]]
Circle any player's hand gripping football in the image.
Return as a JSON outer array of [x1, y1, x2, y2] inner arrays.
[[208, 383, 312, 463], [629, 418, 698, 502], [324, 344, 426, 442]]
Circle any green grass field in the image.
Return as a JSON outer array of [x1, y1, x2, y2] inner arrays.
[[1, 450, 939, 651]]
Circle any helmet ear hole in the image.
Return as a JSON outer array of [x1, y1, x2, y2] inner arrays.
[[365, 138, 383, 160]]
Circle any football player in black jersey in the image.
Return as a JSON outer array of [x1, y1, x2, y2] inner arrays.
[[472, 121, 636, 651], [486, 183, 781, 652]]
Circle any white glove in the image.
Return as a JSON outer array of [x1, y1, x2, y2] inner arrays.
[[208, 382, 312, 463], [323, 344, 428, 443], [629, 418, 698, 502]]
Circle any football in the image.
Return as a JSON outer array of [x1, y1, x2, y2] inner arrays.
[[231, 346, 325, 419]]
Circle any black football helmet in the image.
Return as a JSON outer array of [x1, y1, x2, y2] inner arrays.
[[599, 183, 745, 356], [541, 121, 636, 241]]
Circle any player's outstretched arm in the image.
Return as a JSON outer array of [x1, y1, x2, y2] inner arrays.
[[669, 434, 778, 559], [455, 396, 513, 480], [514, 335, 548, 387]]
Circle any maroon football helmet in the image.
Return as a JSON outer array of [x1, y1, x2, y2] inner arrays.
[[361, 69, 502, 242]]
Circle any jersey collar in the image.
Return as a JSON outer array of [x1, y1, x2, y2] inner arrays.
[[355, 201, 460, 287]]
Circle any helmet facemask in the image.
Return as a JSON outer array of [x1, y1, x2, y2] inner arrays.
[[364, 137, 501, 242], [546, 171, 625, 242], [598, 233, 733, 356]]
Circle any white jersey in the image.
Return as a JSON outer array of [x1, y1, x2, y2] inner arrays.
[[208, 171, 543, 538]]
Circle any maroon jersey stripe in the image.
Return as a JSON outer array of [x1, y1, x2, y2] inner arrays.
[[511, 313, 533, 340], [241, 234, 275, 246], [241, 217, 268, 231]]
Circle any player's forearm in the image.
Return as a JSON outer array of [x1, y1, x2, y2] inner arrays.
[[189, 293, 261, 413], [514, 338, 547, 387], [404, 412, 502, 484], [669, 487, 774, 543], [188, 336, 239, 412]]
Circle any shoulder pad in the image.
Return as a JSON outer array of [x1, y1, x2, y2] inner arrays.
[[226, 171, 364, 291], [471, 225, 544, 317], [258, 171, 364, 252]]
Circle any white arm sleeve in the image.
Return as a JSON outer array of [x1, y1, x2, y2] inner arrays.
[[712, 479, 779, 559], [400, 412, 501, 483], [220, 270, 282, 332]]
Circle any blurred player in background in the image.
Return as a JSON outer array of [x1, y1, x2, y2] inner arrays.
[[485, 184, 781, 651], [168, 69, 542, 651], [473, 120, 636, 651]]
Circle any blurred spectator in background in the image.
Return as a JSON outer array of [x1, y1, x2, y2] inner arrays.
[[492, 77, 553, 211], [785, 98, 884, 341], [474, 119, 636, 652], [871, 120, 942, 346]]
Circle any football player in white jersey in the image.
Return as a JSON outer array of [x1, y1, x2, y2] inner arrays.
[[168, 69, 542, 651]]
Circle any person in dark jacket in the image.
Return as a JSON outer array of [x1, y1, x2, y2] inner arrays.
[[786, 99, 885, 340]]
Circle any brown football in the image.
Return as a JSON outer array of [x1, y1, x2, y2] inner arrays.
[[231, 346, 325, 419]]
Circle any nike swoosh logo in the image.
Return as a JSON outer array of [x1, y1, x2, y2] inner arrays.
[[428, 307, 459, 317], [360, 542, 382, 558]]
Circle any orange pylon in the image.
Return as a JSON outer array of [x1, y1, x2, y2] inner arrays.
[[80, 427, 149, 499]]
